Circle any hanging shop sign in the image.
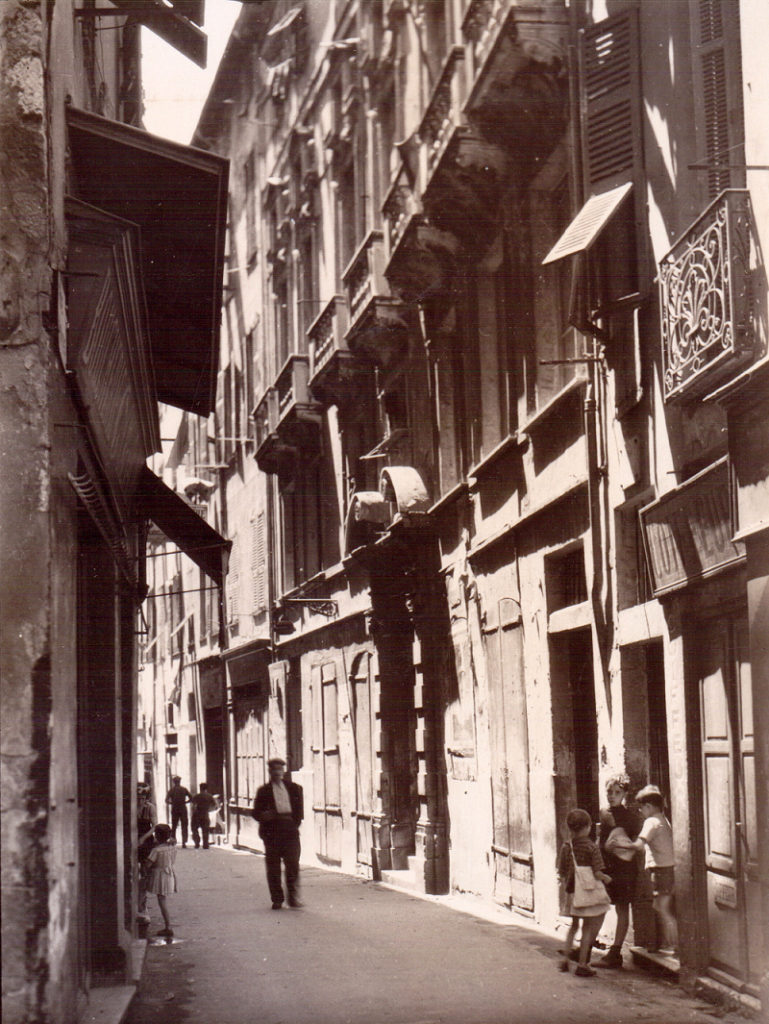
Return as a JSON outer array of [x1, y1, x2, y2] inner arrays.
[[640, 457, 745, 597]]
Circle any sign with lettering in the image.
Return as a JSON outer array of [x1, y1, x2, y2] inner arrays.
[[640, 458, 744, 596]]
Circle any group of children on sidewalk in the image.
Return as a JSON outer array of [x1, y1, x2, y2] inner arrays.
[[557, 777, 676, 977]]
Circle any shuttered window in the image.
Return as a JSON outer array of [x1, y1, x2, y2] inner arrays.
[[545, 9, 643, 276], [579, 9, 643, 194], [690, 0, 744, 198], [251, 511, 267, 613]]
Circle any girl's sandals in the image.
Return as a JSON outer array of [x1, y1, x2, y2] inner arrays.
[[575, 965, 596, 977]]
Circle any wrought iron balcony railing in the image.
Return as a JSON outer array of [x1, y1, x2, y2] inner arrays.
[[343, 230, 388, 329], [419, 46, 466, 177], [462, 0, 513, 68], [253, 388, 279, 449], [308, 295, 354, 406], [659, 189, 753, 401], [275, 353, 315, 424], [382, 162, 422, 255]]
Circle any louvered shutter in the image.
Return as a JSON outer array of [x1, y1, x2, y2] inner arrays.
[[691, 0, 744, 198], [226, 535, 239, 627], [579, 9, 643, 194], [215, 370, 225, 466], [251, 511, 267, 613]]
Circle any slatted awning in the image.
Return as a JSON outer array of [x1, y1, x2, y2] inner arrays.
[[542, 181, 633, 264], [140, 467, 230, 586], [66, 107, 228, 417]]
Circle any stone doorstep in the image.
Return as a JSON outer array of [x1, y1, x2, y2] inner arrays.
[[78, 941, 147, 1024], [630, 945, 680, 976], [78, 985, 135, 1024]]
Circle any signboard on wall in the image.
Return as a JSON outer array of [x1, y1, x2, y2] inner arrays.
[[640, 457, 745, 597]]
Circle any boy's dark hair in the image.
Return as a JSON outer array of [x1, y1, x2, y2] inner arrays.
[[199, 783, 208, 791], [636, 786, 665, 810], [154, 823, 172, 843], [566, 808, 592, 833]]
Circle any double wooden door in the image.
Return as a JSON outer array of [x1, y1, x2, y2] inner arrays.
[[697, 615, 760, 990]]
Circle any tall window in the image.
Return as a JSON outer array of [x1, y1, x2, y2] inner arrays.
[[531, 176, 584, 410], [274, 269, 289, 369], [690, 0, 745, 199], [244, 150, 257, 264]]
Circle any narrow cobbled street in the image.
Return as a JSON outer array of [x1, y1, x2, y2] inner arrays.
[[127, 846, 737, 1024]]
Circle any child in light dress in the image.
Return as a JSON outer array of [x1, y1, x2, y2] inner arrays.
[[557, 808, 612, 977], [143, 823, 178, 937]]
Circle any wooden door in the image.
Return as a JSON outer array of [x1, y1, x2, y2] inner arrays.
[[484, 603, 533, 912], [699, 615, 759, 988], [351, 652, 376, 866], [311, 663, 342, 864]]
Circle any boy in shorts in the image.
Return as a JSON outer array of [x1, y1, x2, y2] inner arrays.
[[630, 786, 677, 954]]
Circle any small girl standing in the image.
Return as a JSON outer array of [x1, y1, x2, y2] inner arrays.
[[144, 823, 178, 937], [557, 808, 612, 977]]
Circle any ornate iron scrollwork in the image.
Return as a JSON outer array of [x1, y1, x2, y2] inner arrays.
[[659, 189, 753, 400]]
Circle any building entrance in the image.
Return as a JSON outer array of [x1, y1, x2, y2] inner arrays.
[[696, 614, 760, 992], [551, 629, 599, 833], [484, 603, 533, 911]]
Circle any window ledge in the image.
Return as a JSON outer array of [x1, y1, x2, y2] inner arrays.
[[428, 480, 469, 515], [519, 375, 588, 437], [468, 433, 526, 486]]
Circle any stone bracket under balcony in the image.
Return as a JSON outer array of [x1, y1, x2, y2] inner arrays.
[[308, 295, 359, 407], [346, 297, 410, 370], [342, 230, 410, 369], [463, 1, 568, 165], [422, 128, 508, 248], [254, 431, 298, 477], [384, 218, 460, 304], [659, 189, 757, 402], [275, 354, 322, 443]]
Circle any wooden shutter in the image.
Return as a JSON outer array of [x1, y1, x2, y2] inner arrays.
[[691, 0, 745, 198], [251, 511, 267, 613], [215, 370, 225, 466], [579, 9, 642, 194]]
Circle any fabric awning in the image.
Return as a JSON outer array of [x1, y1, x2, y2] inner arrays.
[[67, 107, 228, 416], [140, 467, 230, 586], [542, 181, 633, 265]]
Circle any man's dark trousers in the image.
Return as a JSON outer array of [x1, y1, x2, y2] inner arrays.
[[192, 813, 210, 849], [265, 819, 300, 906], [171, 806, 188, 845]]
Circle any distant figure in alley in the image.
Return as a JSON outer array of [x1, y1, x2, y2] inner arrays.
[[190, 782, 217, 849], [252, 758, 304, 909], [165, 775, 191, 848]]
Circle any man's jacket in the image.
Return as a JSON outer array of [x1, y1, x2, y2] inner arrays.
[[252, 779, 303, 841]]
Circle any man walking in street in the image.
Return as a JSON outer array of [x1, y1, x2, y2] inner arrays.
[[165, 775, 191, 848], [252, 758, 303, 909], [190, 782, 217, 849]]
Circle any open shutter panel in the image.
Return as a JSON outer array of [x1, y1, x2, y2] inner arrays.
[[215, 372, 225, 466], [691, 0, 745, 198], [579, 9, 642, 194], [251, 511, 267, 613]]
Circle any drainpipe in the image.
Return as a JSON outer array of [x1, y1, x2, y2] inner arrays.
[[583, 338, 612, 676]]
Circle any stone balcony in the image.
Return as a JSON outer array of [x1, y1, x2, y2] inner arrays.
[[462, 0, 568, 168], [342, 230, 409, 369], [253, 355, 322, 473], [419, 44, 508, 246], [253, 387, 292, 475], [275, 353, 321, 433], [420, 47, 468, 180], [307, 294, 354, 406], [382, 164, 460, 304], [659, 189, 754, 402]]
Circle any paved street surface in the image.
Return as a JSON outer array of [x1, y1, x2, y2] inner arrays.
[[127, 846, 739, 1024]]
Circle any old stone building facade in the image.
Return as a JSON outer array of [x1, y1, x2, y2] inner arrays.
[[1, 3, 228, 1022], [144, 0, 768, 1013]]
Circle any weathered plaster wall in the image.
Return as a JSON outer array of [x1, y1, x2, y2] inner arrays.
[[1, 2, 55, 1021]]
